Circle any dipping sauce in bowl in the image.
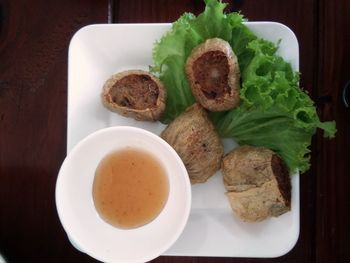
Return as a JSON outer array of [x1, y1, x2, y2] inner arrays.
[[93, 148, 169, 229], [55, 126, 191, 263]]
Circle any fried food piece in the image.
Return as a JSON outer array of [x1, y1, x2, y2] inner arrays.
[[161, 104, 223, 183], [186, 38, 240, 111], [222, 145, 291, 222], [101, 70, 166, 121]]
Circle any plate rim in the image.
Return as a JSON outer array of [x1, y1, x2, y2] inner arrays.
[[66, 22, 300, 258]]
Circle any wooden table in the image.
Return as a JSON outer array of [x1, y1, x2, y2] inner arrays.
[[1, 0, 349, 262]]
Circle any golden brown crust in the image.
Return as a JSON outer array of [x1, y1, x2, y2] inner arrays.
[[186, 38, 240, 111], [221, 145, 291, 222], [101, 70, 166, 121], [161, 104, 223, 184]]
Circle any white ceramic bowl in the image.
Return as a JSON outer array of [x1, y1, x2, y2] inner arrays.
[[55, 126, 191, 263]]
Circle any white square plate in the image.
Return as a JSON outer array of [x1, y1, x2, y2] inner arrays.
[[68, 23, 299, 258]]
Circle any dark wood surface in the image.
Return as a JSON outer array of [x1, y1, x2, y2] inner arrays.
[[0, 0, 349, 262]]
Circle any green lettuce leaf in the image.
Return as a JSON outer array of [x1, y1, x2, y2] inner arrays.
[[213, 38, 336, 172], [151, 0, 336, 172], [151, 0, 254, 123]]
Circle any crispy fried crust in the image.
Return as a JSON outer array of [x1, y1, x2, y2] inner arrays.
[[222, 145, 291, 222], [161, 104, 224, 183], [101, 70, 166, 121], [186, 38, 240, 111]]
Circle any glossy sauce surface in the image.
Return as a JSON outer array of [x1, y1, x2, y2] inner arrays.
[[93, 148, 169, 229]]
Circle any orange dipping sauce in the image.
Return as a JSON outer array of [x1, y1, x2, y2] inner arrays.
[[93, 148, 169, 229]]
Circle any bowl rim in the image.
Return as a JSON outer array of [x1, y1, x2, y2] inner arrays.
[[55, 126, 192, 263]]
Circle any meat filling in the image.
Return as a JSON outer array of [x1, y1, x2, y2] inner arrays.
[[193, 51, 229, 99], [271, 154, 291, 207], [110, 74, 159, 110]]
